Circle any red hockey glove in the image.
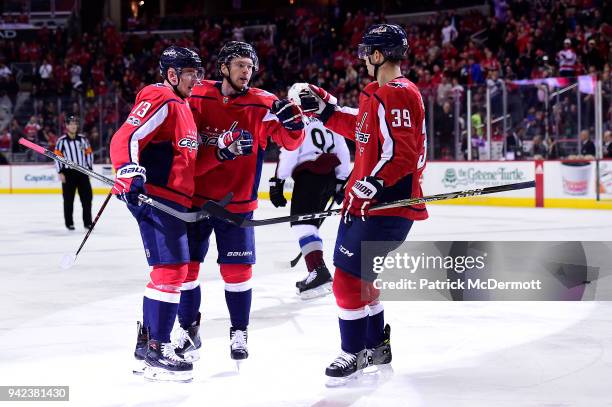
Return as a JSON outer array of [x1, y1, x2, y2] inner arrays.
[[217, 129, 254, 161], [112, 163, 147, 205], [308, 84, 338, 123], [343, 176, 383, 223], [271, 99, 304, 131]]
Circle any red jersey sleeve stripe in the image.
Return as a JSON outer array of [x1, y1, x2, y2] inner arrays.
[[128, 103, 169, 163]]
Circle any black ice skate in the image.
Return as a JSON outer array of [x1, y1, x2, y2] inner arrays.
[[133, 321, 148, 375], [229, 327, 248, 361], [143, 339, 193, 382], [368, 324, 392, 366], [172, 313, 202, 362], [296, 265, 333, 300], [325, 349, 369, 387]]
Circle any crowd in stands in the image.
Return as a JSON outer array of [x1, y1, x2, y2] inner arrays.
[[0, 0, 611, 163]]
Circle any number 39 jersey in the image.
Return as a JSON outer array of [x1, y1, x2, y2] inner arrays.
[[325, 77, 428, 220], [276, 116, 351, 181], [110, 84, 199, 208]]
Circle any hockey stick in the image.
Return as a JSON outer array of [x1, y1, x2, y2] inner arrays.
[[281, 197, 336, 269], [60, 191, 112, 269], [201, 180, 536, 227], [287, 176, 349, 268], [18, 138, 219, 223]]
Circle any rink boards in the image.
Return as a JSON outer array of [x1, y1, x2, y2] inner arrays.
[[1, 160, 611, 209]]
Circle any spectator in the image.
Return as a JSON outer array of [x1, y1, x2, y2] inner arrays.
[[531, 135, 548, 159], [24, 116, 41, 142], [441, 19, 458, 45], [0, 63, 11, 80], [579, 129, 596, 157], [70, 62, 83, 92], [557, 38, 577, 77], [604, 130, 612, 159], [434, 101, 455, 159]]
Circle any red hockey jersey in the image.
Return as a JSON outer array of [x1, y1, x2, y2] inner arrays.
[[110, 84, 200, 208], [326, 77, 429, 220], [189, 80, 304, 212]]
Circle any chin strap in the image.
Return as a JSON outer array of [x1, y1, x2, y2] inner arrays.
[[368, 55, 386, 81], [164, 69, 187, 99], [222, 65, 249, 94]]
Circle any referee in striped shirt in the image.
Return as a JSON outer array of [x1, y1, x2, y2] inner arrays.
[[54, 115, 93, 230]]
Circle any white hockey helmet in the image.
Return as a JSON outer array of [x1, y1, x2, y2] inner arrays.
[[288, 83, 321, 113]]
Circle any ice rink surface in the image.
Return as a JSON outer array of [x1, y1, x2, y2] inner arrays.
[[1, 194, 612, 407]]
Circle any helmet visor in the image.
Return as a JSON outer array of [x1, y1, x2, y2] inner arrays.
[[357, 44, 373, 59], [180, 67, 205, 81]]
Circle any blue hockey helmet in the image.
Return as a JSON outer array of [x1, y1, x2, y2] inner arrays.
[[217, 41, 259, 75], [357, 24, 409, 61], [159, 45, 204, 82]]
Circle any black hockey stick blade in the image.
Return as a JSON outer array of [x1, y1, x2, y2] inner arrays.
[[290, 253, 303, 268], [203, 181, 536, 227]]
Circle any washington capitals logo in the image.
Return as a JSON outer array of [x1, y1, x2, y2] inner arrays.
[[199, 121, 239, 146], [355, 112, 370, 144]]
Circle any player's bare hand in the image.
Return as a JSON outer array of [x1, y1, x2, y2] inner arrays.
[[59, 173, 66, 183]]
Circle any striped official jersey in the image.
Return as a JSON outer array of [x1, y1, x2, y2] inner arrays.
[[110, 84, 216, 208], [324, 77, 428, 221], [276, 116, 351, 181], [189, 80, 304, 212], [54, 133, 93, 172]]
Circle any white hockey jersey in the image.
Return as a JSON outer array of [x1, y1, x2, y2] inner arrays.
[[276, 116, 351, 181], [557, 49, 576, 72]]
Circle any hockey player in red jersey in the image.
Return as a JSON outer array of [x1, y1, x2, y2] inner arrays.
[[307, 24, 429, 384], [109, 46, 211, 382], [172, 42, 305, 362]]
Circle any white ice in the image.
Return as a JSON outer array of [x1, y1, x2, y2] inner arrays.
[[1, 195, 612, 407]]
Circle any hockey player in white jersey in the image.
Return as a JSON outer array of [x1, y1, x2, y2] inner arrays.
[[269, 83, 351, 299]]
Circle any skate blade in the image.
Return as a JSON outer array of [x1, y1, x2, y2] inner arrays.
[[143, 366, 193, 383], [298, 282, 332, 300], [325, 369, 363, 388], [132, 359, 145, 375]]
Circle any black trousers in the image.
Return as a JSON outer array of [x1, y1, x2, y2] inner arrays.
[[290, 170, 336, 227], [61, 169, 93, 227]]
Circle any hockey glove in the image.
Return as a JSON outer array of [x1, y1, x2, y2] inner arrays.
[[333, 178, 346, 205], [217, 129, 254, 161], [308, 84, 338, 124], [112, 163, 147, 206], [271, 99, 304, 131], [269, 177, 287, 208], [343, 176, 383, 223]]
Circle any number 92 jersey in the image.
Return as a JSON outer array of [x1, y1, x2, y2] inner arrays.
[[276, 116, 351, 181], [325, 77, 428, 221]]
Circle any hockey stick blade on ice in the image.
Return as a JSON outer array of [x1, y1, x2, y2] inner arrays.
[[60, 191, 113, 269], [18, 138, 225, 223], [203, 181, 536, 228]]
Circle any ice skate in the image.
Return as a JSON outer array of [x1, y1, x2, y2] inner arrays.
[[368, 324, 392, 366], [143, 339, 193, 382], [296, 265, 333, 300], [133, 321, 148, 375], [324, 349, 368, 387], [230, 327, 248, 365], [172, 313, 202, 362]]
